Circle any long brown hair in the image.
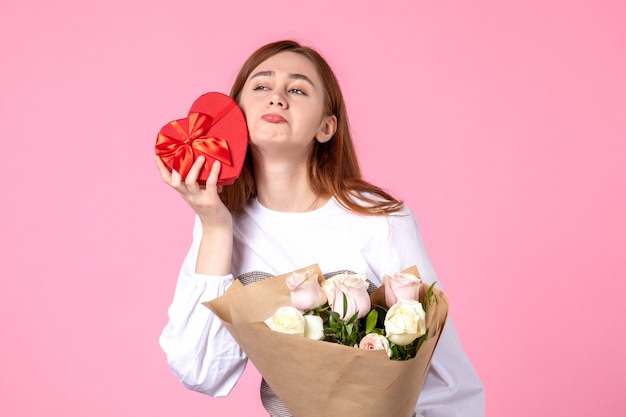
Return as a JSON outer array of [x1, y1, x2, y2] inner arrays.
[[221, 40, 403, 215]]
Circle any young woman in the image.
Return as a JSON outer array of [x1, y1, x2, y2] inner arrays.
[[156, 40, 484, 416]]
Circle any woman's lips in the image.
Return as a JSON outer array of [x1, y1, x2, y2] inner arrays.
[[261, 113, 287, 123]]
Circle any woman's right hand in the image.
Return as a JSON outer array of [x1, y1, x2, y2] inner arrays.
[[155, 155, 232, 228], [155, 155, 233, 275]]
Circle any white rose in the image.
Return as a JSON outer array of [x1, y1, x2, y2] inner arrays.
[[264, 306, 305, 336], [384, 299, 426, 346], [303, 315, 325, 340]]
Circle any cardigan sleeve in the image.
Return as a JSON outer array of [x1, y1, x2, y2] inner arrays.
[[382, 209, 485, 416], [159, 216, 248, 397]]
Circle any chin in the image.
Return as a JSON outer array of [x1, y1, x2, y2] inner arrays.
[[250, 128, 285, 144]]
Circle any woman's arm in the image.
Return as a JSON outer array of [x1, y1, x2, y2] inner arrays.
[[155, 155, 233, 275], [156, 156, 247, 396], [382, 209, 485, 416], [159, 217, 247, 396], [416, 321, 485, 416]]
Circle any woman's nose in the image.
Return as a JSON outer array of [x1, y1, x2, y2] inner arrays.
[[269, 93, 287, 108]]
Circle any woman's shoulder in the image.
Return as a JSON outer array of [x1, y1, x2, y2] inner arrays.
[[328, 195, 418, 241]]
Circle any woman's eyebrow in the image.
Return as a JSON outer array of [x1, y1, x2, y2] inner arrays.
[[250, 70, 316, 88], [290, 73, 316, 88], [250, 70, 274, 79]]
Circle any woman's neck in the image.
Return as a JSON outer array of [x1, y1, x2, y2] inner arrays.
[[253, 158, 323, 213]]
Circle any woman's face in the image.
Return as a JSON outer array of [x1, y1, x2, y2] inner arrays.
[[238, 51, 336, 159]]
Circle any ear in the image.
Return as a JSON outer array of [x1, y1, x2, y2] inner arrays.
[[315, 115, 337, 143]]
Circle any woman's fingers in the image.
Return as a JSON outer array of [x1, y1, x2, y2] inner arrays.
[[185, 155, 206, 191], [155, 154, 230, 227], [170, 168, 183, 188], [206, 160, 222, 187], [155, 155, 172, 183], [155, 155, 183, 188], [155, 155, 224, 203]]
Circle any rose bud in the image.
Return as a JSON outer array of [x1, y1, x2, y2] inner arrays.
[[321, 273, 371, 319], [383, 272, 422, 307], [303, 315, 325, 340], [286, 269, 327, 311], [358, 333, 392, 358]]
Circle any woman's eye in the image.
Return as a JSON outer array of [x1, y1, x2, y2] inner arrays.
[[290, 88, 306, 95], [253, 85, 269, 91]]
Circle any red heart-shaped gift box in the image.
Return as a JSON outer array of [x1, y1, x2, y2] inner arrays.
[[155, 92, 248, 186]]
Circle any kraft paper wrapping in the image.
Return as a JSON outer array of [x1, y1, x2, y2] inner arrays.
[[204, 265, 448, 417]]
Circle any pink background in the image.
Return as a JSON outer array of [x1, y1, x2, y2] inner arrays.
[[1, 0, 624, 415]]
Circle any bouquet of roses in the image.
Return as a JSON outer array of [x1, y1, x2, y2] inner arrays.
[[265, 268, 437, 361], [205, 265, 448, 417]]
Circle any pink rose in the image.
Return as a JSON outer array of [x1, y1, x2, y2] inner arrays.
[[286, 269, 327, 311], [358, 333, 392, 358], [321, 273, 371, 319], [383, 272, 422, 307]]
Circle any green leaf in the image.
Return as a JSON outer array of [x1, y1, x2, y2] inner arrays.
[[415, 329, 429, 352], [342, 292, 348, 319], [365, 310, 378, 334], [328, 312, 339, 328], [424, 282, 437, 312], [346, 311, 359, 325], [390, 344, 399, 360]]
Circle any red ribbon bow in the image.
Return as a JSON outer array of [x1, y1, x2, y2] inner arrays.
[[156, 112, 232, 179]]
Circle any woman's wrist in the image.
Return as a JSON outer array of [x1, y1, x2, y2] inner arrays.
[[195, 224, 233, 275]]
